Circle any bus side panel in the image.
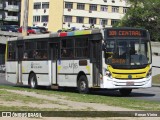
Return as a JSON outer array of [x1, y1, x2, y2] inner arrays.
[[22, 74, 29, 85], [58, 75, 77, 87], [22, 61, 50, 86], [57, 60, 76, 87], [35, 74, 50, 86], [73, 60, 93, 88], [6, 61, 17, 84]]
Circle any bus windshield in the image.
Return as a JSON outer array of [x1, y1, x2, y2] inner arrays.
[[104, 39, 151, 68]]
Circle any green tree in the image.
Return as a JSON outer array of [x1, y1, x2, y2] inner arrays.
[[117, 0, 160, 41]]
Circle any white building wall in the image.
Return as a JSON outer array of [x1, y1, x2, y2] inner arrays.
[[64, 0, 129, 7], [32, 0, 50, 27], [63, 0, 129, 29], [64, 9, 124, 19], [31, 0, 129, 30]]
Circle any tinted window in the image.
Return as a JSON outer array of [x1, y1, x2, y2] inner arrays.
[[36, 41, 48, 59], [24, 41, 35, 59], [75, 37, 89, 58], [61, 39, 74, 59], [8, 42, 16, 60]]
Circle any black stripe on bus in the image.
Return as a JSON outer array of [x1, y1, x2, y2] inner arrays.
[[7, 72, 16, 74], [22, 73, 49, 75], [58, 73, 90, 75]]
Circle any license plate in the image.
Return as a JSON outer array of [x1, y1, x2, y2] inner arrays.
[[126, 82, 134, 86]]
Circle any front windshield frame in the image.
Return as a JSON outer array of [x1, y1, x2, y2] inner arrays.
[[104, 38, 151, 68]]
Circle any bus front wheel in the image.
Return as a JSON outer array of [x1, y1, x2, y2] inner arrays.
[[77, 75, 89, 94], [119, 89, 132, 96], [29, 73, 37, 89]]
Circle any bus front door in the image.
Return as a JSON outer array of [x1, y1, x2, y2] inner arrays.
[[50, 43, 59, 88], [90, 40, 102, 87]]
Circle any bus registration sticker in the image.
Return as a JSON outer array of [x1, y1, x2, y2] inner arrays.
[[126, 82, 134, 86]]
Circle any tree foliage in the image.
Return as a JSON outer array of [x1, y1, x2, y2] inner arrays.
[[117, 0, 160, 41]]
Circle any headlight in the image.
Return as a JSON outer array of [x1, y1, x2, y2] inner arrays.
[[106, 70, 112, 78], [146, 68, 152, 78]]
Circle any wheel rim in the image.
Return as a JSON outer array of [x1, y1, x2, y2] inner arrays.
[[30, 76, 35, 88], [80, 81, 86, 91]]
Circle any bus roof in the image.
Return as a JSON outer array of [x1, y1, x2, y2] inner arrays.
[[8, 29, 101, 41]]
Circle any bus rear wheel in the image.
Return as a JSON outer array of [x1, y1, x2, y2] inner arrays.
[[119, 89, 132, 96], [77, 75, 89, 94], [29, 73, 37, 89]]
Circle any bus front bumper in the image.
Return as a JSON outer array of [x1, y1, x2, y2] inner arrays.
[[100, 76, 152, 89]]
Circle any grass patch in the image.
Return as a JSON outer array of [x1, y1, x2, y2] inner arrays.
[[0, 105, 65, 111], [0, 106, 130, 117], [0, 89, 60, 105], [0, 85, 160, 111], [152, 74, 160, 84]]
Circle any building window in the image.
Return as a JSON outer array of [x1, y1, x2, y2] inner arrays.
[[64, 16, 72, 22], [112, 6, 119, 13], [42, 2, 49, 9], [89, 4, 97, 11], [33, 16, 40, 22], [101, 5, 108, 12], [34, 2, 41, 9], [111, 19, 119, 25], [8, 1, 18, 5], [65, 2, 73, 9], [77, 3, 85, 10], [41, 15, 48, 22], [89, 18, 96, 24], [100, 19, 108, 25], [123, 7, 128, 13], [112, 0, 115, 3], [76, 17, 84, 23]]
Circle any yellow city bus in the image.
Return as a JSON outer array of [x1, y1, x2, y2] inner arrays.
[[5, 28, 152, 96]]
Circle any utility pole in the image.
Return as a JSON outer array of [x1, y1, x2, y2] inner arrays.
[[22, 0, 29, 36], [17, 0, 29, 85]]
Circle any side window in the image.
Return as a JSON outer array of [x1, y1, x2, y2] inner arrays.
[[8, 42, 16, 61], [36, 41, 48, 59], [24, 41, 35, 59], [75, 37, 89, 58], [61, 38, 74, 59]]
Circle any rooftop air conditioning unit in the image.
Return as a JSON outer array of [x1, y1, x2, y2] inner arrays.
[[44, 9, 46, 13], [89, 10, 92, 13], [112, 0, 115, 3], [104, 0, 107, 2], [68, 8, 71, 11]]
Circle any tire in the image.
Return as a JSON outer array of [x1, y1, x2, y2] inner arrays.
[[119, 89, 132, 96], [29, 73, 37, 89], [77, 75, 89, 94]]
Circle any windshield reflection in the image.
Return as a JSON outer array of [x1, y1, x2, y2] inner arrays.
[[104, 39, 151, 66]]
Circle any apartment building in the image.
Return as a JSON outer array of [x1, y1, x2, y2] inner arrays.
[[0, 0, 21, 25], [22, 0, 129, 32]]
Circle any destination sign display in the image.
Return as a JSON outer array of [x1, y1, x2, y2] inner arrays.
[[106, 29, 147, 38]]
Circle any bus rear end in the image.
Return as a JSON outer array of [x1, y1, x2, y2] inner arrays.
[[101, 28, 152, 95]]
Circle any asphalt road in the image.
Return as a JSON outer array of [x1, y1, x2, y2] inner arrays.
[[91, 87, 160, 102], [0, 73, 159, 102], [0, 73, 14, 86]]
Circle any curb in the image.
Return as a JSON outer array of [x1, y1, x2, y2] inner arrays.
[[152, 84, 160, 87]]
